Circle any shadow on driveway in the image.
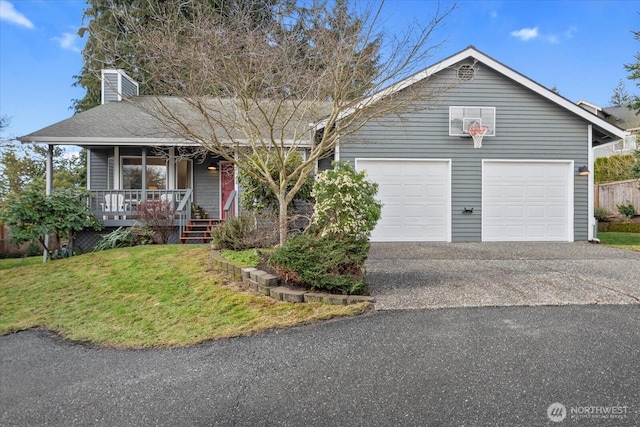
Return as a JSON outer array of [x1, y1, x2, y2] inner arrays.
[[365, 242, 640, 310]]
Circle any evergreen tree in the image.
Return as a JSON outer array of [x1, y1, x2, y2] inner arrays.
[[624, 28, 640, 112], [73, 0, 283, 113], [609, 79, 631, 107]]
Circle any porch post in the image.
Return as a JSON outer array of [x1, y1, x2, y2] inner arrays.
[[141, 147, 147, 200], [43, 144, 54, 262]]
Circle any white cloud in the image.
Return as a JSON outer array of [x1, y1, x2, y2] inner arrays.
[[510, 27, 539, 41], [54, 31, 81, 53], [0, 0, 34, 29], [511, 25, 577, 44]]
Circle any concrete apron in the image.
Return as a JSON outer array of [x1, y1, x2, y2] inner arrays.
[[365, 242, 640, 310]]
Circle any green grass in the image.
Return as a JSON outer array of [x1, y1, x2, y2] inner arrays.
[[220, 248, 262, 266], [598, 232, 640, 251], [0, 256, 43, 271], [0, 245, 368, 348]]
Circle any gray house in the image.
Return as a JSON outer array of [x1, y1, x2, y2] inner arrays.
[[19, 70, 327, 245], [19, 47, 628, 244], [329, 46, 627, 242]]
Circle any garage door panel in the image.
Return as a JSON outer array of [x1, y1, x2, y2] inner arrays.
[[526, 185, 545, 198], [506, 206, 524, 218], [483, 161, 571, 242], [357, 159, 450, 242]]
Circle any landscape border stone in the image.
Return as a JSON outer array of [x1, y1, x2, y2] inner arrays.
[[210, 250, 374, 306]]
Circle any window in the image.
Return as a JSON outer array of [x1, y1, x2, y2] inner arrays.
[[122, 157, 167, 189]]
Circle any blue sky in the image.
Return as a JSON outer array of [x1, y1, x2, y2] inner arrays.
[[1, 0, 639, 142]]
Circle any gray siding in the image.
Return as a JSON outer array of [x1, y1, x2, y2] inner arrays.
[[121, 74, 138, 98], [340, 61, 589, 242], [194, 161, 220, 219], [89, 149, 112, 189], [102, 72, 120, 103]]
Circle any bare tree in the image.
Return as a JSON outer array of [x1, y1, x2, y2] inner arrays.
[[94, 0, 455, 243]]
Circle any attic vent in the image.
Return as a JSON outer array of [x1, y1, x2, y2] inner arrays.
[[457, 64, 476, 81]]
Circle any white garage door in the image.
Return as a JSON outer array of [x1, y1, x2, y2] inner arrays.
[[482, 161, 573, 242], [356, 159, 450, 242]]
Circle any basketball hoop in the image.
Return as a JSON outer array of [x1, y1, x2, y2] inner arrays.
[[467, 122, 489, 148]]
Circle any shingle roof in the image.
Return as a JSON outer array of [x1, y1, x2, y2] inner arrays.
[[602, 105, 640, 131], [19, 96, 332, 146]]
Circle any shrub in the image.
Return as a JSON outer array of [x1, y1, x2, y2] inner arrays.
[[594, 207, 611, 222], [594, 155, 636, 183], [311, 161, 382, 241], [210, 215, 275, 250], [135, 199, 175, 244], [94, 226, 156, 251], [616, 203, 637, 218], [598, 222, 640, 233], [268, 234, 369, 295]]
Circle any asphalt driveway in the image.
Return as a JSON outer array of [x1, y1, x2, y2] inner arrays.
[[365, 242, 640, 310]]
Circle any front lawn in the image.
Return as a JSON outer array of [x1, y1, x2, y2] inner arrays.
[[0, 245, 368, 348], [598, 232, 640, 251], [0, 256, 43, 271]]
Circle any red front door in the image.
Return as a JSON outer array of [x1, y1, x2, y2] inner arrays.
[[220, 161, 236, 219]]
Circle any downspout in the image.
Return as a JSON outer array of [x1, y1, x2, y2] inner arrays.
[[587, 124, 595, 241], [43, 144, 54, 262]]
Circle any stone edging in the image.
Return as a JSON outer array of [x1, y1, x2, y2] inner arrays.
[[210, 251, 374, 306]]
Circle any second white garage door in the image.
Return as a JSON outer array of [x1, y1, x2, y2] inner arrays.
[[356, 159, 451, 242], [482, 161, 573, 242]]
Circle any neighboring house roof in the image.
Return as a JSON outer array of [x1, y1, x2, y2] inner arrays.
[[601, 105, 640, 132], [19, 96, 331, 146], [318, 46, 628, 144]]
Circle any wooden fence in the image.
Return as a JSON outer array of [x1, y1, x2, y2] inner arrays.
[[595, 179, 640, 213]]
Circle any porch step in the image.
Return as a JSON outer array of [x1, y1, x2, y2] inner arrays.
[[179, 219, 224, 244]]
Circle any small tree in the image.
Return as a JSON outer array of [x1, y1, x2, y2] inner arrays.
[[238, 150, 313, 213], [135, 199, 176, 244], [1, 189, 101, 259]]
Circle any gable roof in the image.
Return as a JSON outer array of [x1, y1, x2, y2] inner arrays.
[[319, 46, 628, 142]]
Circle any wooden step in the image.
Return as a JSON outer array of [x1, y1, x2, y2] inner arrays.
[[179, 218, 224, 244]]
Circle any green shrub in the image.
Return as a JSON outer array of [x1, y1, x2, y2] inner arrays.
[[268, 234, 369, 295], [594, 207, 611, 221], [94, 226, 156, 251], [594, 154, 635, 183], [616, 203, 637, 218], [210, 215, 274, 250], [311, 161, 382, 241], [598, 222, 640, 233]]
